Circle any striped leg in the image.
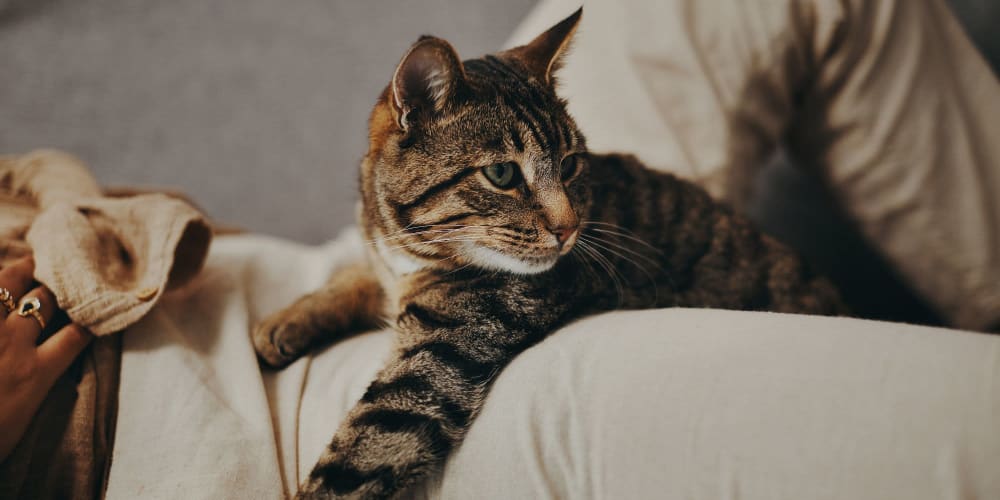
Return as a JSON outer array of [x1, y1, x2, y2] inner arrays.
[[296, 326, 537, 499]]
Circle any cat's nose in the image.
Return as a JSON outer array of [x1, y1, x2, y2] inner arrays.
[[549, 226, 578, 246]]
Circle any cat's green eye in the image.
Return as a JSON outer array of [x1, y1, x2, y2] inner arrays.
[[560, 154, 581, 182], [482, 162, 521, 189]]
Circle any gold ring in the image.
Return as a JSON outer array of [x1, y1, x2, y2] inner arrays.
[[0, 287, 15, 314], [17, 296, 45, 330]]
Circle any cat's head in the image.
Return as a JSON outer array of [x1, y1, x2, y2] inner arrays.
[[362, 9, 589, 275]]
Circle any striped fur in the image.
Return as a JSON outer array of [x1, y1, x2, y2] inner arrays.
[[253, 8, 845, 499]]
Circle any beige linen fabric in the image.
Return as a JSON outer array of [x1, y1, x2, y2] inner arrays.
[[508, 0, 1000, 331], [0, 149, 212, 335], [0, 150, 212, 499], [106, 232, 366, 499], [424, 309, 1000, 499], [105, 232, 1000, 499]]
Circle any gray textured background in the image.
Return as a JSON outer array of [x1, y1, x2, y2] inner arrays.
[[0, 0, 536, 243], [0, 0, 996, 249]]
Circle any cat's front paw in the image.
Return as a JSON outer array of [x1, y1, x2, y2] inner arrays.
[[252, 310, 319, 368], [295, 458, 394, 500]]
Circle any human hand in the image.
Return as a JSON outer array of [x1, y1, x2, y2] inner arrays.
[[0, 257, 92, 463]]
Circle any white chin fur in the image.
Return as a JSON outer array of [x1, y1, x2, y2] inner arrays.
[[375, 237, 426, 276], [463, 244, 557, 275]]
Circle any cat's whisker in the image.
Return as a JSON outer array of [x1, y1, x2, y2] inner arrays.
[[366, 226, 435, 246], [580, 232, 663, 269], [373, 224, 500, 247], [373, 223, 515, 249], [427, 252, 464, 269], [588, 228, 678, 292], [583, 223, 663, 255], [370, 231, 445, 246], [583, 221, 659, 248], [579, 235, 653, 287], [571, 239, 599, 272], [580, 220, 643, 235], [396, 223, 500, 236], [580, 235, 656, 283], [369, 221, 485, 244], [375, 227, 471, 243], [385, 236, 483, 253], [581, 241, 626, 308], [569, 244, 602, 284], [574, 239, 624, 307], [579, 234, 661, 307], [385, 237, 482, 250], [374, 222, 435, 240], [444, 260, 477, 276]]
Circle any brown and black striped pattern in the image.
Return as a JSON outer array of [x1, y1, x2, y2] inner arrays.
[[252, 8, 846, 499]]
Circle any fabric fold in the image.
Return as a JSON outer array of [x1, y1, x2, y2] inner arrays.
[[1, 149, 212, 335]]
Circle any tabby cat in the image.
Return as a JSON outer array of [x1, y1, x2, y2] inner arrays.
[[253, 9, 845, 499]]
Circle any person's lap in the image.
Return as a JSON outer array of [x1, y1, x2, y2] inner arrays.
[[103, 233, 999, 499], [297, 301, 1000, 500], [421, 309, 1000, 499]]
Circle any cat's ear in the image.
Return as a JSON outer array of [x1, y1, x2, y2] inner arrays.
[[391, 36, 466, 132], [506, 7, 582, 85]]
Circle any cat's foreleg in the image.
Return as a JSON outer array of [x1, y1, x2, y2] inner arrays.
[[253, 261, 384, 368], [295, 321, 535, 499]]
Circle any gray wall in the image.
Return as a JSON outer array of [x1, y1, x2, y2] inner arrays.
[[0, 0, 537, 243], [2, 0, 996, 249]]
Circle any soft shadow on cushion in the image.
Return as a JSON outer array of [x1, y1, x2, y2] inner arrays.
[[747, 156, 944, 326]]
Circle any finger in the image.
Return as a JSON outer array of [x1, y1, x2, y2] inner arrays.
[[5, 285, 58, 344], [36, 323, 93, 387], [0, 257, 35, 319]]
